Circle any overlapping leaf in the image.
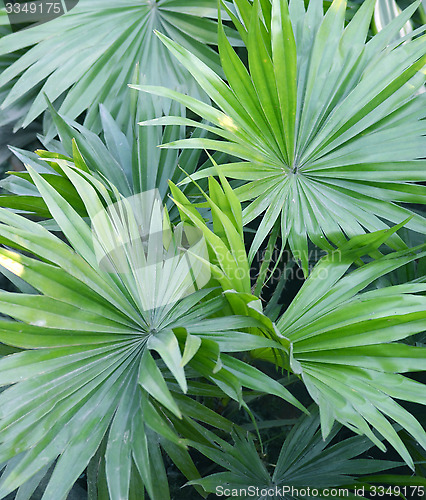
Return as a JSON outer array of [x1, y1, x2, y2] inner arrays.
[[254, 230, 426, 469], [0, 0, 242, 129], [0, 165, 301, 499], [0, 5, 41, 166], [136, 0, 426, 275], [189, 408, 403, 499], [0, 94, 226, 222]]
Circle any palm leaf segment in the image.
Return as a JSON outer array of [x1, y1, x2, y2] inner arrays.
[[0, 165, 299, 500], [136, 0, 426, 274], [0, 0, 242, 129], [0, 7, 40, 165]]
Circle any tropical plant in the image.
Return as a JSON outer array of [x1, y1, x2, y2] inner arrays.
[[0, 164, 303, 500], [136, 0, 426, 274], [0, 152, 425, 499], [0, 0, 425, 499], [0, 94, 219, 221], [0, 0, 242, 130], [189, 407, 403, 499]]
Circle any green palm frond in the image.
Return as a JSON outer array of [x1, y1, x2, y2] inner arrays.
[[0, 0, 242, 129], [255, 230, 426, 469], [0, 93, 229, 222], [163, 174, 426, 469], [135, 0, 426, 275], [0, 165, 302, 499], [189, 408, 403, 499]]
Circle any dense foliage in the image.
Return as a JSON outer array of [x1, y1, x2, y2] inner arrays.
[[0, 0, 425, 499]]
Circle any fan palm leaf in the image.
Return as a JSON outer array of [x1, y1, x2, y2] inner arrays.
[[135, 0, 426, 275], [0, 164, 301, 499], [169, 178, 426, 469], [0, 0, 242, 129], [255, 233, 426, 469], [189, 408, 404, 499]]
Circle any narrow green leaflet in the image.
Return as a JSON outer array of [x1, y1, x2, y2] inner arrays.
[[373, 0, 414, 39], [169, 170, 251, 295]]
